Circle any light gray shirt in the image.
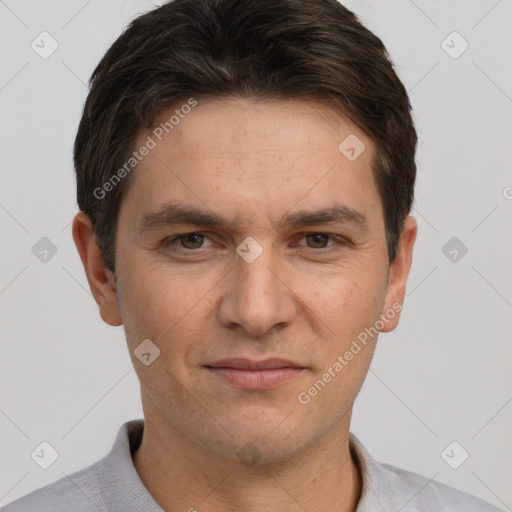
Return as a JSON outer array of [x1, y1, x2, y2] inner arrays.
[[2, 419, 505, 511]]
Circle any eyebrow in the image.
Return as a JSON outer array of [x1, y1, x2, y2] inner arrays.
[[136, 202, 370, 235]]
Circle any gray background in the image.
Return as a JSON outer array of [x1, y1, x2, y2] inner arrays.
[[1, 0, 511, 509]]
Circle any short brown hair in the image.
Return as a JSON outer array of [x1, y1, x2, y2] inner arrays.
[[74, 0, 417, 273]]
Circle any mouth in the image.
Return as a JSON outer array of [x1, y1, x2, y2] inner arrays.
[[204, 358, 307, 390]]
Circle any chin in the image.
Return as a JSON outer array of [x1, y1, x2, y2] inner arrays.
[[222, 415, 316, 464]]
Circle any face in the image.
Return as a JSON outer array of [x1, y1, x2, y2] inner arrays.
[[75, 97, 416, 464]]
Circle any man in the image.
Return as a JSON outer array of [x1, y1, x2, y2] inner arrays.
[[3, 0, 504, 510]]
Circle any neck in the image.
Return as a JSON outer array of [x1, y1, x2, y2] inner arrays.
[[132, 405, 362, 512]]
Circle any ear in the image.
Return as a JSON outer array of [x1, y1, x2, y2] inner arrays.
[[380, 215, 417, 332], [72, 211, 122, 326]]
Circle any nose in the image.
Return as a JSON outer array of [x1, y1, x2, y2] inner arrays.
[[216, 241, 298, 337]]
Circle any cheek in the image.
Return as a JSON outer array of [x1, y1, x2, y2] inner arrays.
[[301, 270, 385, 340], [117, 240, 388, 356], [295, 275, 383, 422], [117, 259, 218, 357]]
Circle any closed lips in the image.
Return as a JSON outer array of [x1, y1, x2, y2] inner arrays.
[[205, 358, 306, 370]]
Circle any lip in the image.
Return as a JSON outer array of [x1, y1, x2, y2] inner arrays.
[[207, 358, 304, 370], [205, 358, 307, 389]]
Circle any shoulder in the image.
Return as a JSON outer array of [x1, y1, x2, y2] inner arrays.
[[1, 420, 146, 512], [1, 460, 106, 512], [2, 420, 155, 512], [349, 433, 505, 512], [380, 461, 505, 512]]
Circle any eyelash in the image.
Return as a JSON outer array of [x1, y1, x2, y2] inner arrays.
[[163, 232, 346, 253]]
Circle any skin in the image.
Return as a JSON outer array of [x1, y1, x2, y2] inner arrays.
[[73, 97, 417, 512]]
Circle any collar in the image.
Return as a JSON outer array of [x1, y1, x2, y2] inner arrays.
[[98, 419, 397, 511]]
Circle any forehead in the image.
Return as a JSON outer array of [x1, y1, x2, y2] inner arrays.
[[148, 97, 371, 164], [120, 97, 382, 233]]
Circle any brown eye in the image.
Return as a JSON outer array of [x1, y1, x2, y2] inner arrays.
[[177, 233, 205, 249], [165, 233, 213, 250], [305, 233, 331, 249]]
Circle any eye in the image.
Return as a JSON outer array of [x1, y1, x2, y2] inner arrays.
[[162, 231, 346, 253], [298, 233, 341, 250], [164, 232, 213, 250]]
